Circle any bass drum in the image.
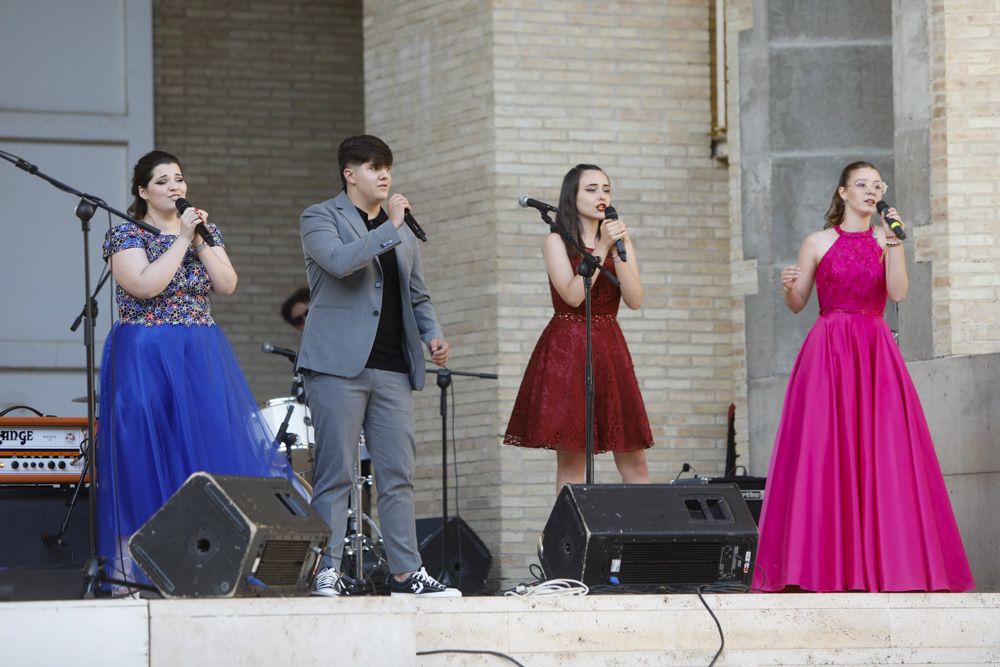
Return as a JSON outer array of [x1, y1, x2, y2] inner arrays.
[[259, 397, 315, 484]]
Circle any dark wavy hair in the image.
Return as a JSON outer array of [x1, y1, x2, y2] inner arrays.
[[554, 163, 606, 257], [337, 135, 393, 191], [824, 161, 879, 228], [280, 286, 311, 326], [127, 150, 183, 219]]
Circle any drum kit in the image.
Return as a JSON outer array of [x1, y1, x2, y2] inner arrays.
[[259, 343, 388, 594]]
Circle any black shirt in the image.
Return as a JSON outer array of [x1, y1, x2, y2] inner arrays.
[[357, 207, 408, 373]]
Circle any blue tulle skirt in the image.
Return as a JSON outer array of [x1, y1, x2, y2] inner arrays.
[[96, 322, 301, 585]]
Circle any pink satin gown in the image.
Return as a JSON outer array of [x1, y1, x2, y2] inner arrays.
[[753, 225, 975, 592]]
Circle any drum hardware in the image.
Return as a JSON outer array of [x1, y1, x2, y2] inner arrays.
[[340, 435, 387, 595], [271, 403, 300, 467], [258, 346, 385, 591]]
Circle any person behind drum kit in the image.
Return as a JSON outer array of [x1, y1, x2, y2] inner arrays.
[[96, 150, 302, 589], [297, 135, 459, 597], [280, 286, 311, 332]]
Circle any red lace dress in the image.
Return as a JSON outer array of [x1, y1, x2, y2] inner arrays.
[[503, 252, 654, 453]]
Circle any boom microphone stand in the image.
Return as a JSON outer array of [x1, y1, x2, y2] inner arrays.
[[527, 207, 619, 484], [0, 150, 160, 596], [424, 366, 497, 587]]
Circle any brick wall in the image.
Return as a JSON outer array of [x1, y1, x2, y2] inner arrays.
[[365, 0, 732, 587], [925, 0, 1000, 356], [154, 0, 736, 589], [492, 0, 732, 584], [724, 0, 756, 473], [153, 0, 364, 400], [361, 0, 504, 577]]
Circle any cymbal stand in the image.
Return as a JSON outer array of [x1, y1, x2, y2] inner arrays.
[[341, 435, 385, 594]]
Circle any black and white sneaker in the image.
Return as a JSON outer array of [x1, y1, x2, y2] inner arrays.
[[310, 567, 345, 597], [389, 567, 462, 598]]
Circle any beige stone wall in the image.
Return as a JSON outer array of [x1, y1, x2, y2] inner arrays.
[[361, 0, 504, 568], [364, 0, 732, 586], [492, 0, 732, 584], [925, 0, 1000, 357], [153, 0, 364, 400], [724, 0, 756, 469]]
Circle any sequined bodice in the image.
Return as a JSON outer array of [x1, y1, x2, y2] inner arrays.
[[549, 252, 621, 319], [815, 226, 886, 316], [103, 222, 224, 326]]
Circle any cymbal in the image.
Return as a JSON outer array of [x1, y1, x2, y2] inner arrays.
[[71, 395, 99, 403]]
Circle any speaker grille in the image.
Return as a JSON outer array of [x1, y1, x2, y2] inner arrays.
[[253, 539, 313, 586], [618, 542, 723, 584]]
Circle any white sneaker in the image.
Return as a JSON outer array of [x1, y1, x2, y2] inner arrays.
[[389, 567, 462, 598], [310, 567, 344, 597]]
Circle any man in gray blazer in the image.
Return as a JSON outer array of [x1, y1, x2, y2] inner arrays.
[[298, 135, 458, 597]]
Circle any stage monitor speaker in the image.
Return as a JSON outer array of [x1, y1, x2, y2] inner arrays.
[[540, 484, 758, 588], [416, 516, 492, 594], [673, 476, 766, 525], [129, 473, 329, 598]]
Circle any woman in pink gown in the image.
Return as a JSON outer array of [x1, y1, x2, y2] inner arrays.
[[753, 161, 974, 592]]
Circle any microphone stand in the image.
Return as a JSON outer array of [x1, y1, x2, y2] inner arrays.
[[0, 149, 161, 598], [43, 266, 114, 552], [424, 366, 497, 588], [532, 209, 619, 484]]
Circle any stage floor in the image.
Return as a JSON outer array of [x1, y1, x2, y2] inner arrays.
[[1, 591, 998, 666]]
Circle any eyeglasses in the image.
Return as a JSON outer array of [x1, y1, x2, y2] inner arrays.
[[851, 180, 889, 195]]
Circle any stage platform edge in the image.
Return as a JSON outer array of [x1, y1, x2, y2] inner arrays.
[[0, 592, 997, 666]]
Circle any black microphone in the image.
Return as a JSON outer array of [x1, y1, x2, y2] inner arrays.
[[261, 342, 297, 362], [175, 197, 217, 247], [518, 194, 559, 213], [403, 208, 427, 242], [876, 201, 907, 241], [604, 206, 626, 262]]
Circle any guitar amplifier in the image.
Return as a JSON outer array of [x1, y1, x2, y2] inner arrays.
[[0, 417, 89, 485]]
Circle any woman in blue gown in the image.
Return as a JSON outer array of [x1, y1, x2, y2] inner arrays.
[[96, 150, 298, 588]]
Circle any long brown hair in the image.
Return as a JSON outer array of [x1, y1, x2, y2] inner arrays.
[[823, 161, 879, 228], [555, 163, 606, 257]]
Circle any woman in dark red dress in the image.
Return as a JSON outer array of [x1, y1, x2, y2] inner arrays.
[[504, 164, 654, 491]]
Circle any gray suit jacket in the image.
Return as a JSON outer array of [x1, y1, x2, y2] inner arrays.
[[297, 191, 442, 391]]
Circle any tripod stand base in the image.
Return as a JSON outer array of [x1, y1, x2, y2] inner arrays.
[[415, 517, 492, 594], [340, 532, 389, 595]]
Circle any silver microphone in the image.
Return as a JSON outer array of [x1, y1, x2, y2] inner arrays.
[[518, 194, 558, 213]]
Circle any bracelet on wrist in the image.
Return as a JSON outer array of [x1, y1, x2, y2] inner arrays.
[[192, 241, 208, 252]]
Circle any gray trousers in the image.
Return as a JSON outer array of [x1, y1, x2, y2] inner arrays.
[[304, 368, 421, 574]]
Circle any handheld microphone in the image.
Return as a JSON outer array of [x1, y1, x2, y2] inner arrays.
[[175, 197, 216, 246], [875, 201, 907, 241], [261, 342, 297, 362], [604, 206, 626, 262], [403, 208, 427, 242], [518, 194, 559, 213]]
